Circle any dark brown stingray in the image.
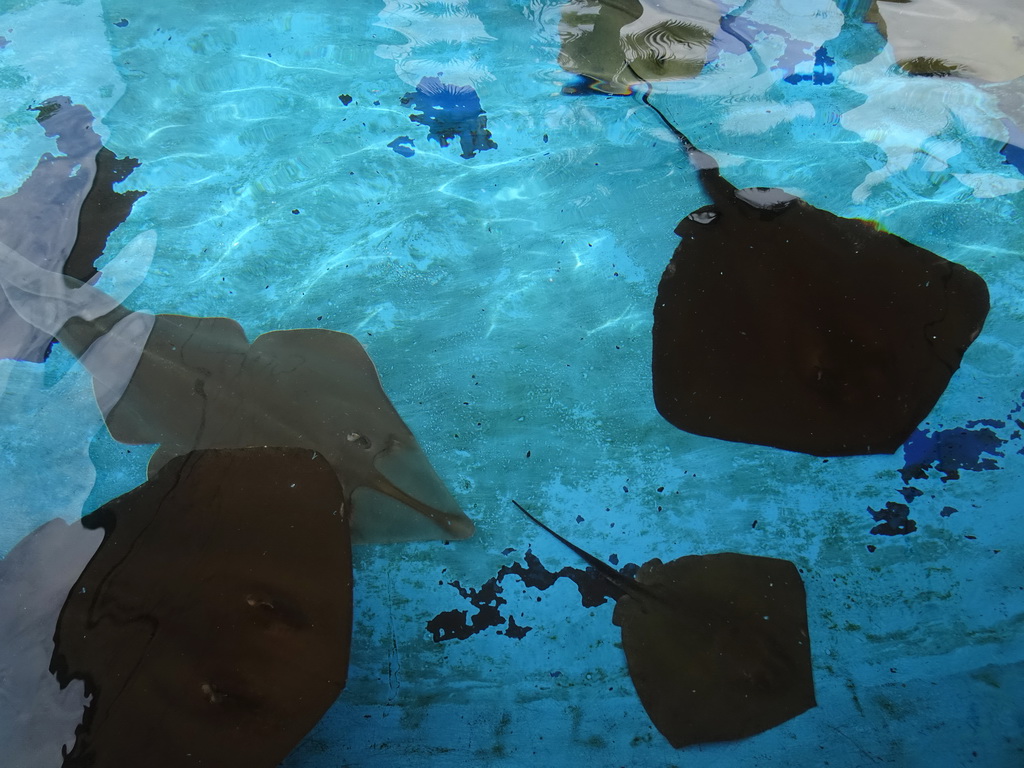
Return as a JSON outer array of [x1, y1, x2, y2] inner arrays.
[[613, 552, 813, 747], [512, 501, 814, 748], [0, 244, 474, 544], [641, 90, 990, 456], [51, 446, 352, 768]]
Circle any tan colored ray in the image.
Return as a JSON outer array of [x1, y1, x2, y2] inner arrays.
[[0, 241, 473, 543]]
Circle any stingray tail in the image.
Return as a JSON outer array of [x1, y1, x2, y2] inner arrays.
[[511, 499, 644, 599], [626, 66, 736, 206]]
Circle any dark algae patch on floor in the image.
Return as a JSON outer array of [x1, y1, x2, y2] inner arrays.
[[63, 145, 146, 284], [900, 420, 1007, 483], [866, 394, 1024, 534], [400, 77, 497, 159], [867, 500, 918, 536], [426, 548, 636, 642]]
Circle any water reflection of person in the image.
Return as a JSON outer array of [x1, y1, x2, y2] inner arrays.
[[557, 0, 720, 94], [0, 98, 103, 361]]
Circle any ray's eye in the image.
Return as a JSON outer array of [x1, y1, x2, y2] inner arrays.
[[201, 682, 227, 704], [346, 432, 371, 449]]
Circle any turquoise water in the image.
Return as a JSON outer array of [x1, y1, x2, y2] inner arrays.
[[0, 0, 1022, 765]]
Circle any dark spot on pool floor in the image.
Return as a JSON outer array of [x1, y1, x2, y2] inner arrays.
[[900, 421, 1006, 483], [502, 615, 532, 639], [387, 136, 415, 158], [867, 501, 918, 536], [426, 548, 639, 643], [868, 395, 1024, 533], [65, 147, 147, 283], [898, 487, 924, 503], [400, 77, 497, 159], [427, 577, 506, 642]]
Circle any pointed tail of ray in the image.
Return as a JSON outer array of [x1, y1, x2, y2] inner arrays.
[[626, 64, 735, 206]]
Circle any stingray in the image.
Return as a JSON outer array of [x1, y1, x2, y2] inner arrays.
[[0, 96, 145, 362], [558, 0, 720, 95], [636, 85, 990, 456], [51, 446, 352, 768], [511, 501, 814, 748], [0, 519, 102, 766], [0, 241, 474, 543]]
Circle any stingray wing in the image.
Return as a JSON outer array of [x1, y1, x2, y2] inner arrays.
[[52, 446, 352, 768], [247, 329, 474, 543]]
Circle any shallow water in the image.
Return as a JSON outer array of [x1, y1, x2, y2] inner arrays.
[[0, 0, 1022, 766]]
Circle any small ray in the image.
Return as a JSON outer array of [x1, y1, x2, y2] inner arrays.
[[512, 501, 815, 748]]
